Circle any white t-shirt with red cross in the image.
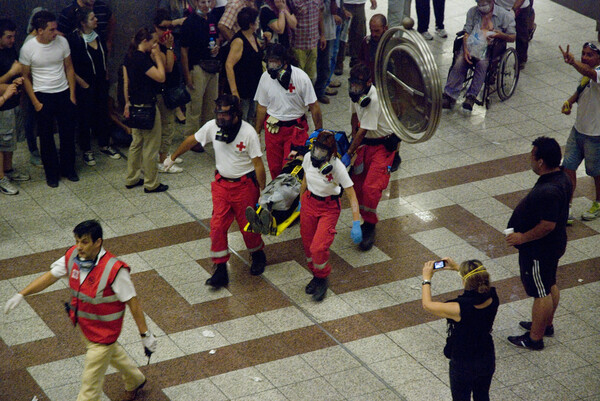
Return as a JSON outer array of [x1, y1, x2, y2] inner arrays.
[[350, 85, 394, 138], [194, 119, 263, 178], [254, 65, 317, 121], [303, 155, 354, 197]]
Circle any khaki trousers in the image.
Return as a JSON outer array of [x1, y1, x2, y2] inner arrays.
[[126, 105, 161, 190], [157, 94, 176, 155], [184, 65, 218, 136], [293, 48, 318, 81], [77, 333, 145, 401]]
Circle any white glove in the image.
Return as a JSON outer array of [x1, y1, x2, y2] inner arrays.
[[4, 293, 24, 314], [162, 156, 175, 171], [142, 331, 157, 353]]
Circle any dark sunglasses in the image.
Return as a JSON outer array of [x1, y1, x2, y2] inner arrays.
[[584, 42, 600, 55]]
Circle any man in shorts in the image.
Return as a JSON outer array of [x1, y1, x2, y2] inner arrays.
[[559, 41, 600, 222], [505, 136, 572, 350]]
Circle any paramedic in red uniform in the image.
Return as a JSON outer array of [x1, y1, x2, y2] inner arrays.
[[341, 63, 400, 251], [165, 94, 267, 287], [4, 220, 156, 401], [301, 130, 362, 301], [255, 43, 323, 179]]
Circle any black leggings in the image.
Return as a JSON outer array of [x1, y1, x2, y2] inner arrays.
[[449, 358, 495, 401]]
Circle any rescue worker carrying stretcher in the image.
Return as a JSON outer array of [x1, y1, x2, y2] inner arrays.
[[164, 94, 267, 288]]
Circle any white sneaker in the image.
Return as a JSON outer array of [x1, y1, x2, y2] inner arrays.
[[435, 28, 448, 38], [157, 163, 183, 173], [0, 176, 19, 195], [166, 154, 183, 164], [421, 31, 434, 40]]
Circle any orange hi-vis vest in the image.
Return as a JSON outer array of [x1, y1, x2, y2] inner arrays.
[[66, 246, 129, 344]]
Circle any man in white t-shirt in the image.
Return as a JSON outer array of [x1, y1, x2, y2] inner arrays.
[[165, 94, 267, 287], [341, 63, 400, 251], [4, 220, 156, 401], [19, 10, 78, 188], [560, 41, 600, 222], [255, 44, 323, 179]]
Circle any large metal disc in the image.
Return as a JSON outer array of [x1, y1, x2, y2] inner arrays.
[[374, 25, 442, 143]]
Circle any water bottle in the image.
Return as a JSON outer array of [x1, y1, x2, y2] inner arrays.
[[209, 36, 216, 57]]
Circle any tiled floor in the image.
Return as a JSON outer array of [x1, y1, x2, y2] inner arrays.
[[1, 1, 600, 400]]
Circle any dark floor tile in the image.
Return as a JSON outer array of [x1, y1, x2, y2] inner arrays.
[[321, 314, 382, 343]]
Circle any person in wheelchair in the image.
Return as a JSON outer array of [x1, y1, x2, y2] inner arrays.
[[442, 0, 515, 111]]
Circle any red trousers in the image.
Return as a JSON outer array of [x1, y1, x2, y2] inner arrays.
[[210, 175, 264, 264], [352, 144, 394, 225], [300, 191, 341, 278], [264, 117, 309, 179]]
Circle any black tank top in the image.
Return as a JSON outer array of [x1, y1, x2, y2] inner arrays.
[[232, 31, 263, 99]]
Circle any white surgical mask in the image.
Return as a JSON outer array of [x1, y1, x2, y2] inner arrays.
[[477, 4, 492, 14]]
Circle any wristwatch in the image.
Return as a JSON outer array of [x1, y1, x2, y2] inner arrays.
[[422, 280, 431, 286]]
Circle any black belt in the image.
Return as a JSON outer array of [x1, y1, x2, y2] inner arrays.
[[215, 170, 256, 182], [362, 135, 392, 146], [309, 191, 341, 201], [278, 116, 307, 127]]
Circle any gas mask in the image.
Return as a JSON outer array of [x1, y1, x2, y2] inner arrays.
[[74, 255, 96, 271], [348, 78, 371, 107], [310, 141, 333, 175], [267, 60, 291, 90], [215, 106, 242, 143]]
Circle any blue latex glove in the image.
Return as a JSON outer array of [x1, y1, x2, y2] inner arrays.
[[351, 220, 362, 243], [297, 201, 301, 211], [341, 153, 351, 167]]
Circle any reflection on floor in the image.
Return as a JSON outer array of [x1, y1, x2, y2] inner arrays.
[[1, 1, 599, 400]]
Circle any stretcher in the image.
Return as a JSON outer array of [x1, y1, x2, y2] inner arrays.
[[244, 129, 351, 236]]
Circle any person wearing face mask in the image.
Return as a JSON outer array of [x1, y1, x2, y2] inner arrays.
[[67, 8, 120, 168], [181, 0, 221, 142], [421, 258, 499, 401], [58, 0, 115, 55], [255, 44, 323, 179], [340, 63, 399, 252], [441, 0, 515, 111], [164, 94, 267, 288], [4, 220, 156, 401], [300, 130, 361, 301]]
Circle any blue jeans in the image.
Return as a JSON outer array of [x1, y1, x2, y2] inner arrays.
[[315, 40, 333, 98], [444, 54, 489, 100]]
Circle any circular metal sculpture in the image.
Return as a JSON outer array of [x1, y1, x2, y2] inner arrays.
[[374, 19, 442, 143]]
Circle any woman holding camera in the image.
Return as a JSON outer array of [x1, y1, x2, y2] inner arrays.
[[421, 258, 499, 401]]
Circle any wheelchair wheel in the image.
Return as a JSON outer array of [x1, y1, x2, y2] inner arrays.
[[497, 48, 519, 101]]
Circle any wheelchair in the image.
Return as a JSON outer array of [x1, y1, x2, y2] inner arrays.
[[448, 31, 520, 109]]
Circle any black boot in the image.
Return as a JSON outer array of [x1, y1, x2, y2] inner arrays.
[[390, 152, 402, 172], [250, 249, 266, 276], [205, 263, 228, 288], [359, 222, 376, 251], [305, 276, 318, 294], [312, 277, 328, 301]]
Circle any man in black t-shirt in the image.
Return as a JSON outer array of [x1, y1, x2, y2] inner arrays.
[[180, 0, 221, 137], [58, 0, 115, 53], [505, 136, 572, 351], [0, 18, 31, 195]]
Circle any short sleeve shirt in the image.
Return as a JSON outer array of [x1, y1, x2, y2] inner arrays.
[[0, 47, 20, 110], [180, 12, 220, 68], [124, 51, 156, 105], [463, 6, 516, 37], [58, 0, 113, 39], [219, 0, 256, 33], [289, 0, 323, 50], [254, 66, 317, 120], [574, 66, 600, 137], [350, 85, 394, 138], [19, 36, 70, 93], [303, 155, 353, 196], [50, 248, 137, 303], [507, 170, 572, 257], [194, 120, 262, 177]]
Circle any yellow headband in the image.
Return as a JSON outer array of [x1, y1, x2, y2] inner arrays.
[[462, 266, 486, 281]]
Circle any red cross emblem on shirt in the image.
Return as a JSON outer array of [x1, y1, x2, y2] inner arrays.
[[326, 173, 334, 182], [236, 142, 246, 152], [288, 83, 295, 93]]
